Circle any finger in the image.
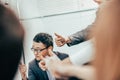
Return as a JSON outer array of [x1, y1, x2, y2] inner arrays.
[[39, 61, 47, 71], [40, 55, 46, 60], [40, 60, 45, 65], [55, 37, 63, 41], [42, 67, 47, 71], [41, 65, 47, 71], [48, 49, 54, 56], [55, 40, 64, 46], [56, 42, 64, 47], [56, 43, 63, 47], [54, 33, 62, 38], [40, 64, 47, 71], [19, 62, 22, 65]]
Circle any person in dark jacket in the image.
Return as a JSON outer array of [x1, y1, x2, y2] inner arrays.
[[19, 33, 68, 80]]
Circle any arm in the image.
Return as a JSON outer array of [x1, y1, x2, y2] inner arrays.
[[55, 24, 94, 47], [61, 57, 72, 65], [44, 55, 95, 80], [67, 25, 93, 46], [59, 65, 95, 80]]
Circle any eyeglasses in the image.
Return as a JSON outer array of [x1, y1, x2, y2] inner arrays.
[[31, 47, 47, 53]]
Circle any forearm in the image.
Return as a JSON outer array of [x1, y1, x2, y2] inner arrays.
[[67, 25, 93, 47], [75, 66, 95, 80], [61, 57, 72, 64], [66, 65, 95, 80]]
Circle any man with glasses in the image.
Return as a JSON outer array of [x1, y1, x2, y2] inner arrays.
[[19, 33, 68, 80]]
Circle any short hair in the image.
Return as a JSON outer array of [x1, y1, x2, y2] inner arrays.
[[33, 33, 53, 48], [0, 3, 24, 80]]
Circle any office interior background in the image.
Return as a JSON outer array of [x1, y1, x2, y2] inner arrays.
[[1, 0, 98, 79]]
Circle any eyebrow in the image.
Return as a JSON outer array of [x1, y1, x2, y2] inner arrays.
[[32, 46, 40, 48], [32, 46, 46, 49]]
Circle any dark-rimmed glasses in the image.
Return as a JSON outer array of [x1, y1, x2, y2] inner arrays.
[[31, 47, 47, 53]]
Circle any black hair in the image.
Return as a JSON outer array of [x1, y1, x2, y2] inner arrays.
[[33, 33, 53, 48], [0, 3, 24, 80]]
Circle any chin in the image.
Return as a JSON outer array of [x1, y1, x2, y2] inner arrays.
[[36, 58, 40, 61]]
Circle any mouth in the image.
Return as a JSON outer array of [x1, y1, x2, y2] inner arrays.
[[35, 55, 39, 58]]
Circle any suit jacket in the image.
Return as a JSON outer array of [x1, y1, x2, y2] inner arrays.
[[28, 51, 68, 80], [67, 25, 93, 47]]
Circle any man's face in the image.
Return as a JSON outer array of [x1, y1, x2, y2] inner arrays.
[[31, 41, 49, 61], [94, 0, 102, 4]]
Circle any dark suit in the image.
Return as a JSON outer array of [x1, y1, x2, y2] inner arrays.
[[28, 51, 68, 80]]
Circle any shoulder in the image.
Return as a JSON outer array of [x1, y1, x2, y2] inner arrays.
[[29, 59, 36, 64], [28, 59, 40, 73], [53, 51, 69, 60], [29, 59, 37, 68]]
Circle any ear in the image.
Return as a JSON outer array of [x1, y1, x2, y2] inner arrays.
[[47, 46, 53, 56], [48, 46, 53, 51]]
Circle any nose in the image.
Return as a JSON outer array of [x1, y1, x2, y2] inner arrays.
[[34, 51, 38, 55]]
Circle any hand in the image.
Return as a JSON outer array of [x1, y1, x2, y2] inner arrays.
[[39, 60, 47, 71], [44, 57, 72, 79], [42, 50, 74, 79], [19, 63, 27, 80], [39, 49, 54, 71], [44, 57, 62, 78], [55, 33, 68, 47], [44, 49, 66, 78]]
